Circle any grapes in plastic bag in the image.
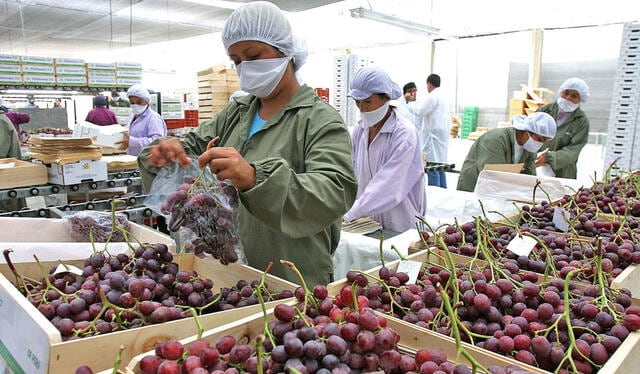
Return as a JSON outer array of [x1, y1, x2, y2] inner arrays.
[[145, 159, 245, 265], [67, 211, 130, 242]]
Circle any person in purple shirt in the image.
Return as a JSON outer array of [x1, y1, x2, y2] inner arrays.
[[116, 84, 167, 156], [343, 66, 426, 232], [85, 95, 118, 126]]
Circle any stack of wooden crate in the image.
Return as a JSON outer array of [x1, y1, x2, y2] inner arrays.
[[197, 65, 240, 124], [508, 85, 553, 119]]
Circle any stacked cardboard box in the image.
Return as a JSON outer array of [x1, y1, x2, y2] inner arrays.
[[55, 58, 87, 86], [115, 61, 142, 87], [21, 55, 56, 86], [508, 85, 553, 119], [197, 65, 240, 124]]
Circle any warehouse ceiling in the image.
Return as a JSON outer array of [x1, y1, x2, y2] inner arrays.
[[0, 0, 343, 55]]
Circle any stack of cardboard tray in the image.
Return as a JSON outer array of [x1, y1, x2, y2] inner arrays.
[[197, 65, 240, 124]]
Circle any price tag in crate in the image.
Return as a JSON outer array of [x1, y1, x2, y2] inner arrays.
[[507, 235, 537, 257], [552, 206, 571, 233], [396, 260, 423, 284]]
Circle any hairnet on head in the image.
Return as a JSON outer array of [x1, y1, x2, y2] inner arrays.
[[93, 95, 107, 107], [126, 84, 151, 104], [514, 112, 557, 138], [559, 78, 590, 103], [221, 1, 308, 72], [348, 67, 402, 101]]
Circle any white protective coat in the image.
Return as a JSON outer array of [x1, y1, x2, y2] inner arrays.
[[408, 86, 449, 163]]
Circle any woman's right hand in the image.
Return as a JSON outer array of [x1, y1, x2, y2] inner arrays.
[[147, 138, 191, 168]]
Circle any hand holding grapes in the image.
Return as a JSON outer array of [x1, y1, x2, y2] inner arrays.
[[148, 138, 192, 168], [198, 142, 256, 192]]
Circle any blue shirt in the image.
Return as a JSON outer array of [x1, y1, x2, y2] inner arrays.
[[248, 112, 267, 139]]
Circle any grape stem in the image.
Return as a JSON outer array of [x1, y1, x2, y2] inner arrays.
[[255, 262, 277, 348], [255, 334, 265, 374], [111, 345, 124, 374], [436, 283, 488, 373], [280, 260, 318, 312]]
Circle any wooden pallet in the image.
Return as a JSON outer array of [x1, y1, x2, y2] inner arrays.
[[0, 253, 297, 373]]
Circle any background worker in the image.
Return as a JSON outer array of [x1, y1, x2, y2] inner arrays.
[[85, 95, 118, 126], [110, 91, 130, 107], [408, 74, 450, 188], [535, 77, 591, 179], [344, 67, 426, 233], [137, 1, 357, 285], [457, 112, 557, 192], [116, 84, 166, 156], [395, 82, 421, 131]]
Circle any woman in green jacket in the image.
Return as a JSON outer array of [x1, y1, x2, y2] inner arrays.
[[457, 113, 556, 192], [535, 78, 590, 179], [138, 2, 357, 285]]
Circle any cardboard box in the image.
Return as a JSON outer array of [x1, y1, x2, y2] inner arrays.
[[115, 78, 141, 87], [88, 77, 117, 87], [0, 54, 20, 64], [20, 56, 54, 65], [0, 74, 22, 84], [55, 66, 87, 76], [115, 61, 142, 70], [46, 159, 108, 185], [22, 74, 56, 85], [86, 62, 115, 70], [74, 122, 127, 148], [0, 249, 296, 373], [55, 75, 87, 86], [0, 64, 21, 73], [54, 58, 85, 67], [115, 70, 143, 78], [21, 64, 55, 75], [0, 158, 48, 189]]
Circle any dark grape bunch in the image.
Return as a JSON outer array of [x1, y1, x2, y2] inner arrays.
[[6, 243, 291, 342], [568, 174, 640, 217], [68, 211, 130, 242], [129, 284, 535, 374], [161, 174, 241, 265]]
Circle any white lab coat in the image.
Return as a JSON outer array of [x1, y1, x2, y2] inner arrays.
[[408, 87, 450, 163], [395, 99, 422, 133]]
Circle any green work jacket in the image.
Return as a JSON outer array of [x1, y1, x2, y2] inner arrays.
[[0, 114, 20, 159], [457, 127, 536, 192], [537, 103, 590, 179], [139, 86, 357, 285]]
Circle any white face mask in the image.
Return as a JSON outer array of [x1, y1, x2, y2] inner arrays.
[[236, 57, 291, 98], [557, 97, 579, 113], [360, 102, 390, 128], [523, 134, 543, 153], [131, 104, 147, 116]]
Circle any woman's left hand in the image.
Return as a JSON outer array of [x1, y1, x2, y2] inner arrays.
[[198, 146, 256, 191], [115, 133, 130, 150]]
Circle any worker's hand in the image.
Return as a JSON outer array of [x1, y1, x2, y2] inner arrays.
[[115, 133, 130, 151], [198, 146, 256, 192], [147, 138, 191, 168], [535, 154, 546, 167]]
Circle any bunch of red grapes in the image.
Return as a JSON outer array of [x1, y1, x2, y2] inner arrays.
[[569, 175, 640, 217], [343, 262, 640, 373], [160, 174, 241, 265], [130, 284, 535, 374], [7, 243, 290, 341], [68, 211, 130, 242]]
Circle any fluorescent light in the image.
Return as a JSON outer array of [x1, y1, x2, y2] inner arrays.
[[349, 7, 439, 35], [182, 0, 242, 10]]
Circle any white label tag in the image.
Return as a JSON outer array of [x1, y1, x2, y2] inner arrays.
[[53, 263, 83, 276], [552, 206, 571, 233], [396, 260, 423, 284], [506, 235, 537, 257]]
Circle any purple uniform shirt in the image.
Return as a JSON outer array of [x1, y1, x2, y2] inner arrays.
[[125, 107, 167, 156], [345, 108, 426, 232], [85, 107, 118, 126]]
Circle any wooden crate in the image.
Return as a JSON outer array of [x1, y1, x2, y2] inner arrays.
[[327, 248, 640, 373], [0, 253, 297, 374], [126, 307, 544, 373], [0, 158, 48, 189]]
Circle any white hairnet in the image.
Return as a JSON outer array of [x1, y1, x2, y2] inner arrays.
[[514, 112, 557, 138], [126, 84, 151, 104], [221, 1, 308, 72], [559, 78, 590, 103], [348, 67, 402, 101]]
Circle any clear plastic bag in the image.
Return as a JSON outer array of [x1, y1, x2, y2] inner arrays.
[[67, 211, 130, 242], [145, 158, 246, 265]]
